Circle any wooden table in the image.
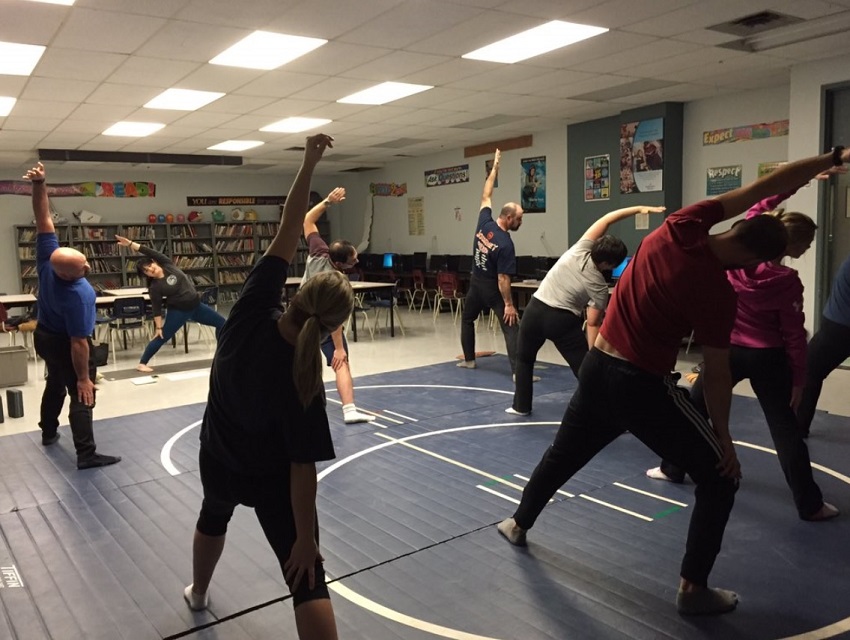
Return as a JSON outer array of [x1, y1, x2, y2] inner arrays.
[[102, 287, 148, 297], [0, 293, 37, 309]]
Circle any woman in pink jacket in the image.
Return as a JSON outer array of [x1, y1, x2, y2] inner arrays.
[[648, 188, 837, 521]]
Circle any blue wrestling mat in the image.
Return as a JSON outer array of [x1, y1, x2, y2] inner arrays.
[[1, 355, 849, 639]]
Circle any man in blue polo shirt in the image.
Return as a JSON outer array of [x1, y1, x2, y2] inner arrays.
[[24, 162, 120, 470], [458, 149, 524, 376]]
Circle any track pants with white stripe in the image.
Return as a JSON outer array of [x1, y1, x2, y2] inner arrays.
[[513, 347, 738, 587]]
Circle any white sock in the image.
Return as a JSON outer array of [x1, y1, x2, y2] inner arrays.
[[343, 403, 375, 423], [183, 584, 208, 611], [457, 360, 476, 369], [497, 517, 527, 546], [505, 407, 531, 416]]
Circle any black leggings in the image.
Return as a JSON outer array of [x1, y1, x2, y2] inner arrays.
[[660, 346, 823, 518], [197, 447, 329, 606], [797, 316, 850, 434]]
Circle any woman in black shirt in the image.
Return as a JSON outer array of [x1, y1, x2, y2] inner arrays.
[[185, 134, 349, 640], [113, 235, 226, 372]]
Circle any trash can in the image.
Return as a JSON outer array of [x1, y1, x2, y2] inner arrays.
[[0, 346, 27, 387]]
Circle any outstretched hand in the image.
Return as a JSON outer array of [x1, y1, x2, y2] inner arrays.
[[815, 165, 849, 181], [114, 234, 133, 247], [303, 134, 334, 167], [23, 161, 46, 182], [326, 187, 346, 205], [643, 206, 666, 214]]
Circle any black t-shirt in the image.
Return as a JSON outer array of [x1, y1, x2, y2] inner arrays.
[[200, 255, 335, 475], [139, 246, 200, 315]]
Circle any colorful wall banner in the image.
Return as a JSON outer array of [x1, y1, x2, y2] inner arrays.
[[620, 118, 664, 194], [186, 195, 286, 206], [0, 181, 156, 197], [370, 182, 408, 197], [424, 164, 469, 188], [584, 154, 610, 202], [521, 156, 546, 212], [703, 119, 789, 146], [706, 165, 743, 196]]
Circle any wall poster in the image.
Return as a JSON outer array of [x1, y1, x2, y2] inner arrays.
[[584, 154, 610, 201], [520, 155, 546, 212], [620, 118, 664, 194], [408, 196, 425, 236], [706, 165, 743, 196]]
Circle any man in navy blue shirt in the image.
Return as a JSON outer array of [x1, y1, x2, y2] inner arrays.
[[24, 162, 120, 470], [458, 149, 524, 376]]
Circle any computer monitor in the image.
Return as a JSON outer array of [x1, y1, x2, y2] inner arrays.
[[611, 256, 632, 279], [516, 255, 536, 278], [445, 255, 460, 272], [382, 252, 396, 269], [412, 252, 427, 270], [457, 254, 473, 274]]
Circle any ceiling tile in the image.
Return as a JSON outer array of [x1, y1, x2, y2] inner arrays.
[[52, 7, 167, 54]]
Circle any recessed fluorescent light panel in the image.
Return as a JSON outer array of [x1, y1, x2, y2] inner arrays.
[[25, 0, 76, 5], [337, 82, 433, 105], [102, 122, 165, 137], [462, 20, 608, 63], [208, 140, 264, 151], [144, 88, 225, 111], [260, 117, 332, 133], [0, 97, 16, 117], [0, 42, 46, 76], [210, 31, 327, 70]]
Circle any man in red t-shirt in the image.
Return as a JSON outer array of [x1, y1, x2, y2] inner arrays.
[[497, 146, 850, 616]]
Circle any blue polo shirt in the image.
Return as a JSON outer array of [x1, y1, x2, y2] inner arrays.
[[824, 254, 850, 328], [36, 233, 96, 337]]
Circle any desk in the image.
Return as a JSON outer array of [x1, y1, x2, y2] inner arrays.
[[0, 293, 37, 310], [102, 287, 148, 297]]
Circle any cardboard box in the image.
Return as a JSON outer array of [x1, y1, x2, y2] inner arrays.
[[0, 346, 28, 387]]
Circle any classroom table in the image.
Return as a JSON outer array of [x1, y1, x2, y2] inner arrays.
[[350, 281, 397, 341], [0, 293, 37, 310], [101, 288, 189, 353]]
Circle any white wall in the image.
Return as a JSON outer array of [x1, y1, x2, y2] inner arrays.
[[0, 168, 342, 294], [683, 84, 790, 212], [341, 126, 569, 259]]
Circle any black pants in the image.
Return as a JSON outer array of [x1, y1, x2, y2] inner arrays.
[[513, 297, 587, 413], [34, 325, 97, 461], [514, 348, 737, 587], [660, 346, 823, 518], [797, 316, 850, 434], [196, 447, 329, 607], [460, 275, 519, 372]]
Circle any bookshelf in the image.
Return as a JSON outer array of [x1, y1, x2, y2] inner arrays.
[[13, 221, 289, 301]]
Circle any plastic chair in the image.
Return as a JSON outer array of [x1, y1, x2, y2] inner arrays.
[[433, 271, 464, 323], [404, 269, 434, 312], [346, 273, 374, 340], [371, 282, 406, 336], [107, 296, 150, 355]]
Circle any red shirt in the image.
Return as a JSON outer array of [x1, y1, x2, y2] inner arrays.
[[600, 200, 737, 376]]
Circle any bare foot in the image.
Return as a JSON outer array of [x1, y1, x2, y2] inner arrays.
[[136, 364, 154, 373]]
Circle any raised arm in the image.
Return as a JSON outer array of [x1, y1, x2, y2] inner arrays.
[[303, 187, 345, 237], [715, 148, 849, 222], [23, 162, 52, 234], [481, 149, 501, 209], [579, 205, 666, 242], [115, 235, 171, 264], [266, 134, 334, 263]]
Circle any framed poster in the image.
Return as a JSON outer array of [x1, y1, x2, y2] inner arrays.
[[620, 118, 664, 194], [706, 165, 742, 196], [584, 154, 610, 201], [521, 156, 546, 212]]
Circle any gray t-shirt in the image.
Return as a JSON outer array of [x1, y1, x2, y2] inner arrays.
[[534, 238, 609, 315], [301, 232, 335, 284]]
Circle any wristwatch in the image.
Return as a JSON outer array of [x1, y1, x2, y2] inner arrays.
[[832, 145, 845, 166]]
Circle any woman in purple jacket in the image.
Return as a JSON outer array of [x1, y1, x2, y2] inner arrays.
[[647, 187, 837, 521]]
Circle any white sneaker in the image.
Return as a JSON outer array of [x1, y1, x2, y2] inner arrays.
[[505, 407, 530, 416]]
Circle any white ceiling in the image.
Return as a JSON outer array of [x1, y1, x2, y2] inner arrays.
[[2, 0, 850, 175]]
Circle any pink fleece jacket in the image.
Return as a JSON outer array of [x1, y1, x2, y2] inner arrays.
[[726, 188, 807, 386]]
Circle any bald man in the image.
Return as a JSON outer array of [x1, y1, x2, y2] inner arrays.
[[24, 163, 120, 470]]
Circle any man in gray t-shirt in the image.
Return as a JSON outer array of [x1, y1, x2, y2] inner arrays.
[[508, 205, 665, 416], [301, 188, 375, 424]]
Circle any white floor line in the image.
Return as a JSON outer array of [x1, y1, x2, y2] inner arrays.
[[514, 473, 574, 497], [578, 495, 653, 522], [374, 432, 526, 492], [384, 409, 418, 421], [370, 422, 388, 429], [476, 484, 520, 504], [612, 481, 688, 507], [370, 411, 402, 424]]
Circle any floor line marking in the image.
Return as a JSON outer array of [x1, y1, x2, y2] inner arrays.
[[475, 485, 520, 505], [384, 409, 418, 422], [369, 411, 402, 424], [371, 422, 389, 429], [578, 495, 654, 522], [373, 432, 527, 492], [612, 482, 688, 507], [514, 473, 574, 497]]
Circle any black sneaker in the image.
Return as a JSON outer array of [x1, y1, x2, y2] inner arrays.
[[42, 432, 60, 446], [77, 454, 122, 470]]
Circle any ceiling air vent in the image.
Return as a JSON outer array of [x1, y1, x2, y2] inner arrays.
[[708, 11, 802, 37]]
